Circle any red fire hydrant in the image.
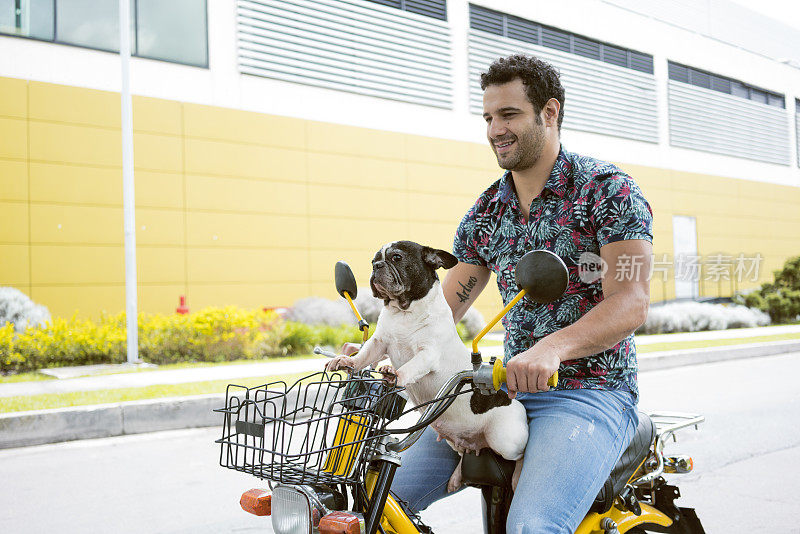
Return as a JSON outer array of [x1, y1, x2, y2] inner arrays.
[[176, 295, 189, 315]]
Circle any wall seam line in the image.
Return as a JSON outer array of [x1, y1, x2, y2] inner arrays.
[[26, 79, 32, 297], [181, 104, 189, 303]]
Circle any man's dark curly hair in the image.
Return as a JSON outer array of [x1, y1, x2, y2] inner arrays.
[[480, 54, 565, 130]]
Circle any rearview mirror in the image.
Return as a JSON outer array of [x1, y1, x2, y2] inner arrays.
[[515, 250, 568, 304], [335, 261, 358, 299]]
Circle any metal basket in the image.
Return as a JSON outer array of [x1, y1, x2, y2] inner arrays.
[[216, 370, 405, 486]]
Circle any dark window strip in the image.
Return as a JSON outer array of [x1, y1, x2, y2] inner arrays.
[[468, 4, 653, 75], [668, 61, 785, 108], [365, 0, 447, 21], [0, 0, 208, 68], [629, 52, 653, 74]]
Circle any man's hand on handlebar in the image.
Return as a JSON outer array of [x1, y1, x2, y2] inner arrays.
[[506, 337, 563, 399]]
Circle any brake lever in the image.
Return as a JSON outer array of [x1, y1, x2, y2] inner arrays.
[[314, 347, 337, 358]]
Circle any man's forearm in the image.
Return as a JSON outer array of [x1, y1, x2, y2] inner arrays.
[[442, 262, 492, 323], [544, 290, 649, 362]]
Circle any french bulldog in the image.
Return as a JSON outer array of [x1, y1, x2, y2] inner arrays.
[[325, 240, 528, 492]]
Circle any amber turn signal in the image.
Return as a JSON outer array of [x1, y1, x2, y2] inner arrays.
[[319, 511, 364, 534], [240, 488, 272, 516]]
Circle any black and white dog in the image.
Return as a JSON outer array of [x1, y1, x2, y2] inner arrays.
[[326, 240, 528, 491]]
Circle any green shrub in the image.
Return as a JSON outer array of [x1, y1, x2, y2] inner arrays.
[[456, 321, 470, 341], [737, 255, 800, 323], [0, 306, 363, 374], [278, 322, 362, 355]]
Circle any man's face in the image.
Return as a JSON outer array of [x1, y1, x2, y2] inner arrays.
[[482, 78, 546, 171]]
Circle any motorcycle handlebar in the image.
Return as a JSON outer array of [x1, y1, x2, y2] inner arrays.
[[383, 360, 558, 452], [386, 370, 474, 452]]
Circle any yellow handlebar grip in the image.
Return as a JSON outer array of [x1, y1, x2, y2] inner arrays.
[[492, 358, 506, 391], [548, 371, 558, 388], [492, 358, 558, 391]]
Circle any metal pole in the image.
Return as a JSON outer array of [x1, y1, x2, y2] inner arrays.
[[120, 0, 139, 363]]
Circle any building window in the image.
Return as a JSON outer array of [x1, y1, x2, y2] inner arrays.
[[55, 0, 124, 51], [0, 0, 208, 67], [365, 0, 446, 21], [0, 0, 53, 39], [135, 0, 208, 66], [468, 4, 654, 74], [668, 61, 784, 108]]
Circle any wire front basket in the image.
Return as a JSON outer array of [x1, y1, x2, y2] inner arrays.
[[216, 370, 405, 486]]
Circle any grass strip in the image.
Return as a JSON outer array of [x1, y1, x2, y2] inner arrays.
[[637, 332, 800, 353], [0, 372, 310, 414], [0, 372, 56, 383]]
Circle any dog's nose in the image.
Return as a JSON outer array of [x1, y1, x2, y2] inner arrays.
[[374, 261, 386, 269]]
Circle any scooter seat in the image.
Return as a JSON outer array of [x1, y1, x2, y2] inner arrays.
[[461, 447, 517, 488], [591, 412, 655, 513], [461, 412, 655, 512]]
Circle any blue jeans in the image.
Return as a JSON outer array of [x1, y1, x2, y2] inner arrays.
[[390, 388, 638, 534]]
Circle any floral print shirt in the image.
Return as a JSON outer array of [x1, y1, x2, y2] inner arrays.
[[453, 147, 653, 400]]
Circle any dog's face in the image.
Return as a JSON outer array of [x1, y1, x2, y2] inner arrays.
[[370, 241, 458, 310]]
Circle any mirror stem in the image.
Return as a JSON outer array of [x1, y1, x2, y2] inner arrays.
[[344, 291, 370, 342], [471, 289, 527, 355]]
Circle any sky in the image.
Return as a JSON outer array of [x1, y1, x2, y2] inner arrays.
[[727, 0, 800, 31]]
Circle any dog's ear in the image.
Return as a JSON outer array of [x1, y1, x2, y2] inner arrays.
[[422, 247, 458, 270]]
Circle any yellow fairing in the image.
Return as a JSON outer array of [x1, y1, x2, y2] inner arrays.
[[365, 469, 418, 534], [322, 414, 370, 477], [574, 503, 673, 533]]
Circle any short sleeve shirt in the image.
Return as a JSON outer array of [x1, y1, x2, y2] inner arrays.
[[453, 147, 653, 400]]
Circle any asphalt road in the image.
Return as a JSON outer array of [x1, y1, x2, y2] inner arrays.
[[1, 352, 799, 533]]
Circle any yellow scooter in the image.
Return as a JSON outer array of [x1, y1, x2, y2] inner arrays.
[[217, 250, 705, 534]]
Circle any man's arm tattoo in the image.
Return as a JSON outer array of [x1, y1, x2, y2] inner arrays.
[[455, 276, 478, 303]]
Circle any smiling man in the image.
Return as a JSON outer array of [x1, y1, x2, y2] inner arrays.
[[390, 54, 654, 533]]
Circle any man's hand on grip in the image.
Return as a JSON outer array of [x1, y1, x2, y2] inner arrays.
[[505, 338, 562, 399]]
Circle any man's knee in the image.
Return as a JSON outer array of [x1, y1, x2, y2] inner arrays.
[[506, 505, 572, 534]]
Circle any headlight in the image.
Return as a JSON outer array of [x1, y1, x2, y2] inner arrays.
[[271, 485, 331, 534], [271, 485, 312, 534]]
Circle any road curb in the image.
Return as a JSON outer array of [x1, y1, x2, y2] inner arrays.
[[2, 342, 799, 449], [638, 339, 800, 372], [0, 394, 224, 449]]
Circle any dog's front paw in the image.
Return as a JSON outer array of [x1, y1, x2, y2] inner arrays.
[[393, 368, 410, 387], [325, 355, 356, 372], [377, 365, 397, 384]]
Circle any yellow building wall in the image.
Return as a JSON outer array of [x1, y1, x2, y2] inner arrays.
[[1, 75, 799, 321]]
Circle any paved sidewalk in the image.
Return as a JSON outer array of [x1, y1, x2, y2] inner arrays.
[[634, 324, 800, 344], [0, 357, 330, 398]]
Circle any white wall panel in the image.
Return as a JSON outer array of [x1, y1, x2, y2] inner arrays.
[[668, 81, 791, 166], [468, 31, 659, 143], [236, 0, 452, 108], [796, 102, 800, 168], [602, 0, 800, 67]]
